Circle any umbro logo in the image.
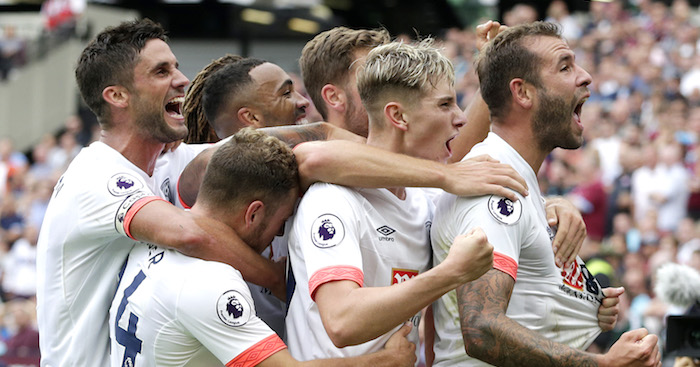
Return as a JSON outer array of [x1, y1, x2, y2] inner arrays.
[[376, 225, 396, 236], [377, 225, 396, 242]]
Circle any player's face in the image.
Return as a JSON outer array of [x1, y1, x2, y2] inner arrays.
[[249, 189, 298, 253], [249, 62, 309, 127], [403, 78, 465, 163], [529, 36, 591, 151], [129, 39, 190, 143]]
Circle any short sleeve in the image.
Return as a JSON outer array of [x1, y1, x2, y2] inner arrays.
[[290, 183, 364, 300], [177, 262, 283, 365]]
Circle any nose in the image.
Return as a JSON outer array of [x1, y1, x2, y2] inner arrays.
[[173, 68, 190, 90], [295, 91, 310, 110], [577, 64, 592, 88], [453, 107, 467, 130]]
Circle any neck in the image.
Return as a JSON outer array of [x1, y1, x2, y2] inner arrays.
[[366, 124, 407, 200], [491, 119, 549, 174], [100, 129, 165, 176]]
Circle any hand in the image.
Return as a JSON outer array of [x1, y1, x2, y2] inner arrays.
[[545, 196, 586, 268], [603, 328, 661, 367], [442, 155, 528, 202], [443, 228, 494, 284], [598, 287, 624, 331], [384, 323, 417, 367], [475, 20, 508, 51], [161, 140, 182, 155]]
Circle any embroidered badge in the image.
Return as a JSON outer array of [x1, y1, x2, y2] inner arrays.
[[108, 173, 143, 197], [217, 290, 252, 327], [311, 214, 345, 248], [487, 195, 522, 225]]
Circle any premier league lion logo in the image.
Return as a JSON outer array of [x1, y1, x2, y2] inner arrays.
[[217, 290, 251, 327], [226, 296, 244, 318], [488, 195, 522, 225], [311, 214, 345, 248], [497, 198, 514, 216], [318, 219, 336, 240], [108, 173, 143, 196]]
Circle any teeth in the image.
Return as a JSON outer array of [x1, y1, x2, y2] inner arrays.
[[169, 96, 185, 104]]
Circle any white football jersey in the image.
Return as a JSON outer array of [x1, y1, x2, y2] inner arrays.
[[153, 142, 211, 208], [36, 142, 166, 367], [286, 183, 433, 361], [431, 133, 603, 367], [110, 244, 285, 367]]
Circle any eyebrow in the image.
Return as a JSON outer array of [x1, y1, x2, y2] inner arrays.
[[150, 60, 178, 73], [558, 53, 574, 65], [277, 79, 293, 93]]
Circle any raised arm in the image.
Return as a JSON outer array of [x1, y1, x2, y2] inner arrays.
[[128, 200, 285, 298], [449, 20, 508, 163], [294, 141, 528, 200], [457, 269, 661, 367], [314, 229, 493, 347]]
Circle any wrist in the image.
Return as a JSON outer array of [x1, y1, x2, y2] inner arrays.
[[433, 162, 449, 191]]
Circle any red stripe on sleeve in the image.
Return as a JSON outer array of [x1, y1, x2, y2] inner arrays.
[[123, 196, 166, 240], [493, 252, 518, 281], [309, 265, 364, 301], [175, 177, 191, 209], [226, 334, 286, 367]]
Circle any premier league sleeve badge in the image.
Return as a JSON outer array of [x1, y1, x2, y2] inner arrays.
[[488, 195, 522, 225], [311, 214, 345, 248]]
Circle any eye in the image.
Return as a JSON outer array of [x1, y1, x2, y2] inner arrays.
[[561, 65, 571, 72]]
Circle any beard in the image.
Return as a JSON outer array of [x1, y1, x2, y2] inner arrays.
[[132, 98, 187, 143], [531, 88, 583, 152], [344, 96, 370, 138]]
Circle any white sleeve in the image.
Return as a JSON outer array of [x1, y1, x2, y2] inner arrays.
[[177, 262, 283, 365], [291, 183, 364, 299]]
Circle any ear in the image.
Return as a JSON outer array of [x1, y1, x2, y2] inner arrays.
[[510, 78, 534, 110], [243, 200, 265, 229], [384, 102, 408, 131], [237, 107, 259, 128], [102, 86, 129, 109], [321, 84, 346, 113]]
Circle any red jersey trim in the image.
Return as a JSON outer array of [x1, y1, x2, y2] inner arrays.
[[175, 177, 191, 209], [226, 334, 286, 367], [309, 265, 364, 301], [493, 252, 518, 281], [124, 196, 166, 240]]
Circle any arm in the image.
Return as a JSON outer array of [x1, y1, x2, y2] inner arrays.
[[457, 269, 660, 367], [129, 200, 285, 299], [295, 141, 528, 200], [178, 122, 365, 207], [448, 92, 490, 163], [544, 196, 587, 267], [448, 20, 507, 163], [259, 121, 365, 148], [259, 323, 417, 367], [314, 228, 493, 347]]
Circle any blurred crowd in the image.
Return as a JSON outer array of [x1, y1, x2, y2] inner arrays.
[[1, 0, 700, 365], [0, 24, 26, 82]]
